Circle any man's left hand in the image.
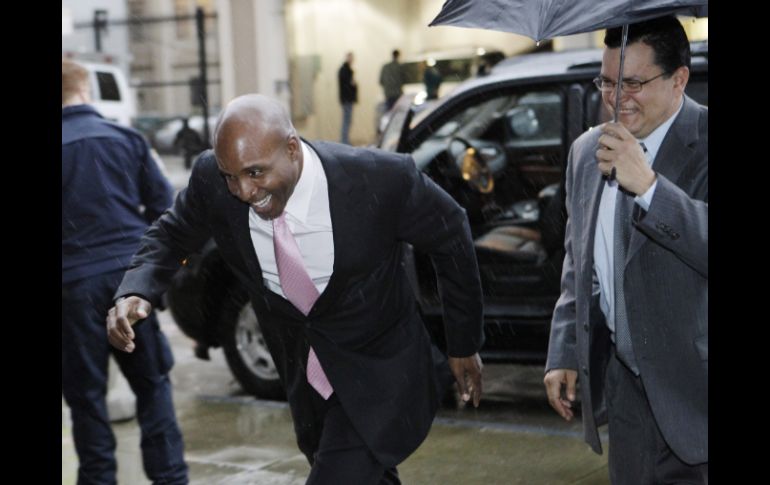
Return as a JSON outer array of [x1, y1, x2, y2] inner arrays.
[[448, 353, 483, 408]]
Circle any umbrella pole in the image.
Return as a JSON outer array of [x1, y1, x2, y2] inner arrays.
[[608, 24, 629, 181], [613, 24, 629, 123]]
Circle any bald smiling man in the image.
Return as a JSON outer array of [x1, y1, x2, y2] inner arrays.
[[107, 94, 485, 484]]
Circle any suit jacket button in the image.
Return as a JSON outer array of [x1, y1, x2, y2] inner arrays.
[[583, 323, 589, 332], [671, 232, 680, 239], [582, 366, 588, 376]]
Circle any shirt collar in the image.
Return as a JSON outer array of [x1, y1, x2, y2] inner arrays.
[[638, 97, 684, 165], [283, 140, 318, 224], [62, 104, 101, 118]]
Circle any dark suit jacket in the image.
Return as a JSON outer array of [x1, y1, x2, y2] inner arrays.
[[117, 140, 484, 467], [338, 62, 357, 104], [546, 96, 708, 465]]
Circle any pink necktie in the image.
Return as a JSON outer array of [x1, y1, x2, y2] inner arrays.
[[273, 213, 334, 400]]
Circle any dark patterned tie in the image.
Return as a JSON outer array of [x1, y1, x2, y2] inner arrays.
[[612, 144, 646, 375]]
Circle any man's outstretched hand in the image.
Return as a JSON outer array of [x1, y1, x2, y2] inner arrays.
[[106, 296, 153, 353]]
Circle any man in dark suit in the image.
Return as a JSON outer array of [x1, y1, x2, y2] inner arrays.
[[337, 52, 357, 145], [107, 93, 484, 484], [543, 16, 707, 484]]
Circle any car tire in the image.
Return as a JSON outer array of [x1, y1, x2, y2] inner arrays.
[[220, 295, 285, 401]]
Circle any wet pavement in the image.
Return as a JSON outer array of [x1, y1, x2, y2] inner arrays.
[[63, 308, 609, 484], [62, 154, 610, 484]]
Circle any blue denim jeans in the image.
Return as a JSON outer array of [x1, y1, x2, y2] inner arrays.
[[62, 269, 188, 484]]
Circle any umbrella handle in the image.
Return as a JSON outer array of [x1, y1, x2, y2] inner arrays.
[[613, 24, 630, 123]]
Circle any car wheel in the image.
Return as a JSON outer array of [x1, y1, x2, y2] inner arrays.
[[221, 298, 285, 400]]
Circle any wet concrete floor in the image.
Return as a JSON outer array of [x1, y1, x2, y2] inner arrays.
[[64, 155, 609, 483], [63, 308, 609, 484]]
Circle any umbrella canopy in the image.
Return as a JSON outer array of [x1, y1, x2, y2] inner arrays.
[[429, 0, 708, 43]]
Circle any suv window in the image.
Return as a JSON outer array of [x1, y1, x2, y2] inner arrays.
[[412, 88, 565, 212]]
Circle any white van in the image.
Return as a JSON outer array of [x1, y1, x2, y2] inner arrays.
[[80, 62, 136, 127]]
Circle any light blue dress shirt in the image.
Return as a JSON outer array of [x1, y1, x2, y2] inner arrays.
[[592, 98, 684, 339]]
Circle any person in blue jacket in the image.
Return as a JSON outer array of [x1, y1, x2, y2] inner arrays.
[[62, 59, 188, 485]]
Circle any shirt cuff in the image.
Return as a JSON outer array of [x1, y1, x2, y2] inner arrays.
[[634, 178, 658, 211]]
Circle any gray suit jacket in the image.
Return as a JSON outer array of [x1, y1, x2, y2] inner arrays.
[[546, 96, 708, 464]]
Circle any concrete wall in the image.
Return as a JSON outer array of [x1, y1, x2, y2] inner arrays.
[[217, 0, 292, 112], [284, 0, 538, 145], [286, 0, 409, 145], [69, 1, 707, 139], [130, 1, 222, 117]]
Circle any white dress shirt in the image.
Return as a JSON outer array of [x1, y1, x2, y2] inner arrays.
[[593, 98, 684, 338], [248, 141, 335, 298]]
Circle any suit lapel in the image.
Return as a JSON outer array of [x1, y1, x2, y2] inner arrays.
[[626, 97, 700, 263], [224, 194, 265, 292]]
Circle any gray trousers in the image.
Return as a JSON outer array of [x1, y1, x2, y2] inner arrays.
[[606, 347, 707, 485]]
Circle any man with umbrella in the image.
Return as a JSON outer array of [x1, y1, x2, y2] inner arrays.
[[543, 16, 707, 484]]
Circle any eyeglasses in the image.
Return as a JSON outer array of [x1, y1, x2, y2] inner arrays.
[[592, 71, 669, 93]]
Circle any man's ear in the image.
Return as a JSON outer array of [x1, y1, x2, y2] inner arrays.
[[672, 65, 690, 94], [287, 134, 300, 161], [79, 80, 92, 104]]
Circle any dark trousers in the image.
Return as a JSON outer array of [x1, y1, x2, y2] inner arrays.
[[340, 102, 353, 145], [303, 392, 400, 485], [606, 347, 708, 485], [183, 151, 193, 169], [62, 269, 188, 485]]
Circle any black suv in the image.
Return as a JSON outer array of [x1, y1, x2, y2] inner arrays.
[[166, 43, 708, 400]]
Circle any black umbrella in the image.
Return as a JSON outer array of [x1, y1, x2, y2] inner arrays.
[[429, 0, 708, 121]]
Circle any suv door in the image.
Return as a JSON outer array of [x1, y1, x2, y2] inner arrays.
[[403, 82, 577, 316]]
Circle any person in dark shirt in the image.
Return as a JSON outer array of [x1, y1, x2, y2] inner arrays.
[[476, 60, 491, 77], [337, 52, 358, 145], [379, 49, 405, 111], [423, 61, 442, 100], [62, 59, 188, 485], [174, 117, 204, 169]]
